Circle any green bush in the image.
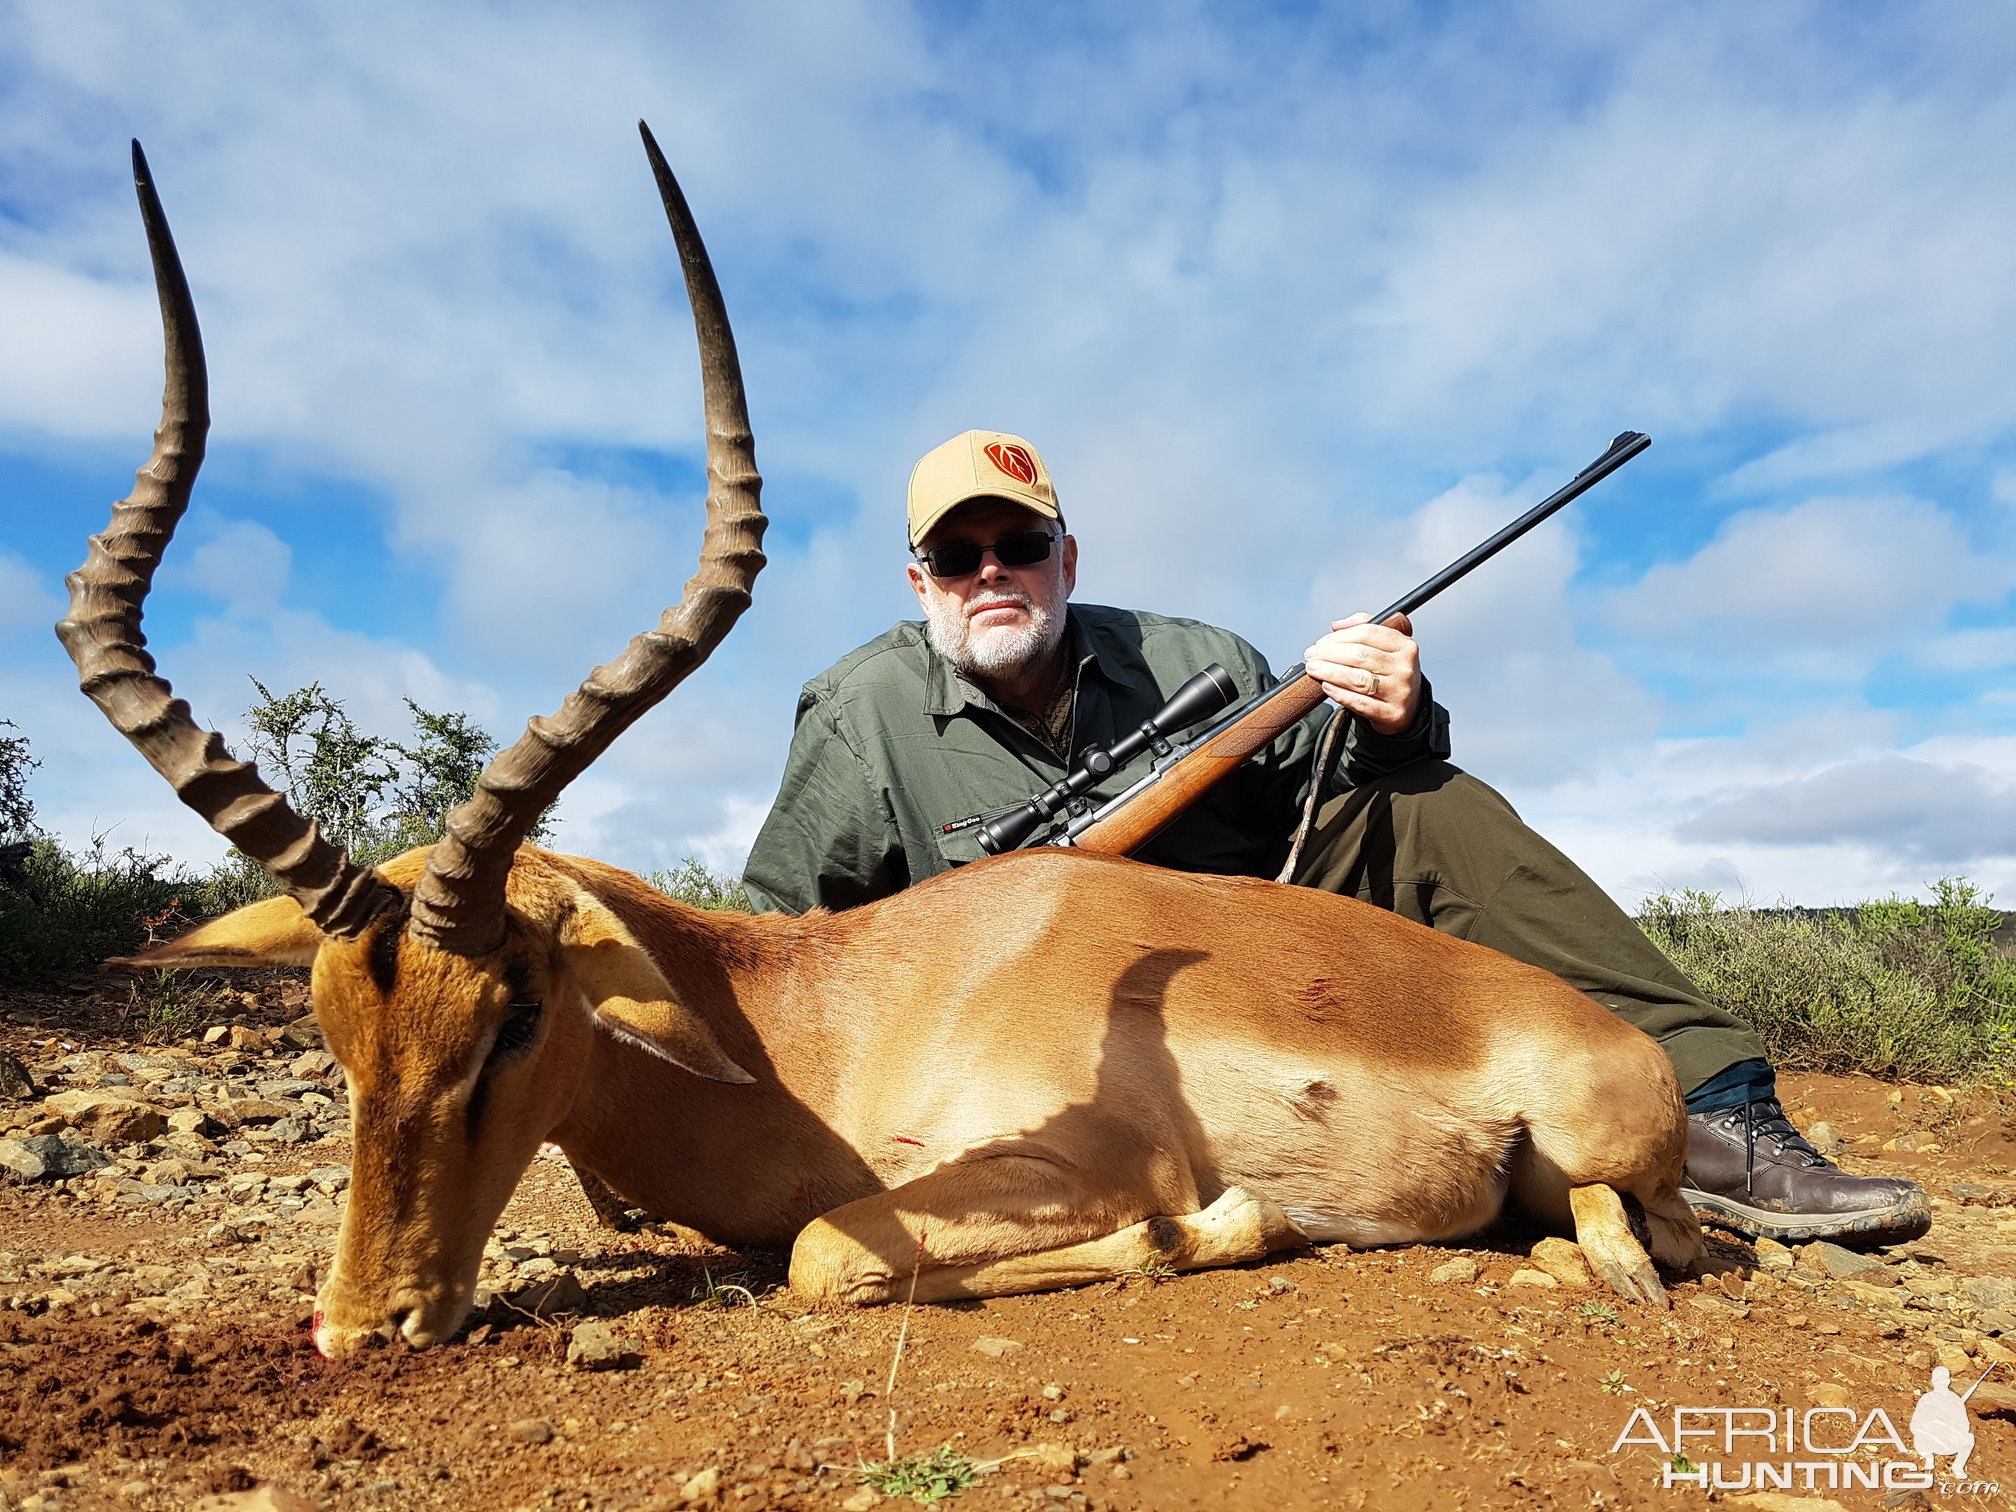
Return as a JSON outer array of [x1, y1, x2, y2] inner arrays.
[[0, 836, 198, 987], [1639, 878, 2016, 1084], [0, 719, 35, 838], [644, 858, 752, 912]]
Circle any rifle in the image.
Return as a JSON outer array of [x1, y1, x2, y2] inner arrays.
[[965, 430, 1651, 856]]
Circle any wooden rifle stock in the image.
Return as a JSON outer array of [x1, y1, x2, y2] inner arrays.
[[1044, 431, 1652, 859], [1068, 675, 1327, 855]]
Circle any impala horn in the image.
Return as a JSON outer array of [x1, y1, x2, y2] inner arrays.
[[56, 141, 398, 938], [407, 121, 766, 954]]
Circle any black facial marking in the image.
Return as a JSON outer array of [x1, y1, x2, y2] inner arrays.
[[366, 919, 402, 997]]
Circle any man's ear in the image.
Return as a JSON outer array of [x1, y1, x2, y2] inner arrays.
[[1061, 531, 1078, 596], [559, 893, 754, 1086], [906, 558, 931, 610], [109, 895, 323, 969]]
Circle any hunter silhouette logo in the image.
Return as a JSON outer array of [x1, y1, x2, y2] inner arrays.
[[984, 441, 1039, 487]]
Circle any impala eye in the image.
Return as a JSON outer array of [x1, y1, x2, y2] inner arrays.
[[492, 998, 544, 1062]]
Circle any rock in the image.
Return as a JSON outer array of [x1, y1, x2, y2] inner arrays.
[[1963, 1276, 2016, 1311], [0, 1133, 112, 1183], [166, 1108, 223, 1140], [227, 1026, 271, 1051], [219, 1097, 295, 1125], [260, 1118, 310, 1145], [505, 1417, 554, 1445], [1796, 1242, 1889, 1281], [192, 1488, 319, 1512], [1935, 1343, 1973, 1375], [971, 1335, 1024, 1357], [1977, 1337, 2016, 1367], [1976, 1307, 2016, 1336], [0, 1050, 36, 1100], [1507, 1268, 1557, 1289], [837, 1489, 876, 1512], [279, 1014, 325, 1051], [287, 1050, 335, 1080], [1084, 1446, 1128, 1465], [1429, 1257, 1479, 1285], [511, 1271, 588, 1317], [566, 1319, 639, 1371], [1753, 1237, 1795, 1270], [143, 1157, 215, 1187], [1839, 1280, 1908, 1310], [680, 1467, 722, 1504], [1805, 1383, 1851, 1407], [1952, 1181, 2001, 1204], [1804, 1121, 1841, 1150], [41, 1091, 165, 1144], [1528, 1237, 1592, 1289], [1727, 1495, 1851, 1512], [1027, 1443, 1079, 1475], [202, 1026, 231, 1046]]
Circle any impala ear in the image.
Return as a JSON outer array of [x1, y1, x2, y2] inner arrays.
[[559, 898, 754, 1086], [110, 895, 323, 969]]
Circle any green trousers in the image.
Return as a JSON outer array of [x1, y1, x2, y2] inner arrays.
[[1287, 759, 1766, 1096]]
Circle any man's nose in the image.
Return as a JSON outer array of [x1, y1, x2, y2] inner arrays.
[[976, 550, 1009, 582]]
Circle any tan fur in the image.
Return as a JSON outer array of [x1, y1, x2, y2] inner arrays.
[[131, 841, 1703, 1353]]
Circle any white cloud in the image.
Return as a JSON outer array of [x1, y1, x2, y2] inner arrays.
[[1679, 753, 2016, 866], [180, 520, 291, 616], [1604, 495, 1999, 656]]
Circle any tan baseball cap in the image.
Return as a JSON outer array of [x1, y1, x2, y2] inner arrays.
[[907, 429, 1060, 546]]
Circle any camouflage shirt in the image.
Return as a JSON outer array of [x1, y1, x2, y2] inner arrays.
[[741, 604, 1451, 914]]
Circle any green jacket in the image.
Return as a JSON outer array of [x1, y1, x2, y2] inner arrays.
[[741, 604, 1451, 915]]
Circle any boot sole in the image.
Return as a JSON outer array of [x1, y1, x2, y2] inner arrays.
[[1680, 1186, 1933, 1247]]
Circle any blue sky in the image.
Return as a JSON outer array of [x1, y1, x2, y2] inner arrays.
[[2, 0, 2013, 906]]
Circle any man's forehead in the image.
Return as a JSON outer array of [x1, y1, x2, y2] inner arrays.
[[921, 497, 1054, 545]]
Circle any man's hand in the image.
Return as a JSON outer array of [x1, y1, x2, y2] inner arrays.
[[1303, 612, 1421, 735]]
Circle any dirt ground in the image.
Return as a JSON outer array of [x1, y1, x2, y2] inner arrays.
[[5, 977, 2016, 1512]]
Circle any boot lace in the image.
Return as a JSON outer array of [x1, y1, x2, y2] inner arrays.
[[1708, 1097, 1828, 1195]]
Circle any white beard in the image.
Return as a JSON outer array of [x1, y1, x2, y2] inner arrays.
[[924, 589, 1064, 680]]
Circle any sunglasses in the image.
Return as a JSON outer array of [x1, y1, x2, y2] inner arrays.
[[912, 530, 1061, 580]]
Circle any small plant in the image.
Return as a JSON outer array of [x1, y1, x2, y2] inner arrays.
[[688, 1265, 760, 1310], [123, 968, 230, 1042], [1578, 1301, 1621, 1327], [1598, 1368, 1629, 1394], [858, 1445, 979, 1504], [1669, 1451, 1697, 1475], [1123, 1259, 1178, 1284], [645, 858, 751, 911]]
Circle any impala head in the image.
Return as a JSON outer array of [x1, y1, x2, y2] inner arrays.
[[56, 129, 765, 1356]]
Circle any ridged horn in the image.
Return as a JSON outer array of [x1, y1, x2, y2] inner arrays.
[[55, 141, 398, 940], [406, 121, 767, 955]]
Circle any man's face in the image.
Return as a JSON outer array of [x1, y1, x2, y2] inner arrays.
[[907, 498, 1078, 683]]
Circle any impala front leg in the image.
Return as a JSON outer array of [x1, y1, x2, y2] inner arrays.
[[790, 1156, 1310, 1305]]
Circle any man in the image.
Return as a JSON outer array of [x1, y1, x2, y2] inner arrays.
[[744, 429, 1930, 1247]]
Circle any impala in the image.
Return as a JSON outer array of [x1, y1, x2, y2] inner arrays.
[[61, 128, 1703, 1357]]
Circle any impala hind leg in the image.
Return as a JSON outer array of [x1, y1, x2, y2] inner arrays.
[[1567, 1183, 1669, 1308], [790, 1160, 1309, 1305]]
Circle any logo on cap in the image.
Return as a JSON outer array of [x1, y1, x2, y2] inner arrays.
[[984, 442, 1039, 488]]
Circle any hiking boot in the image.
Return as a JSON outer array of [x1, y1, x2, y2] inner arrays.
[[1681, 1097, 1931, 1245]]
